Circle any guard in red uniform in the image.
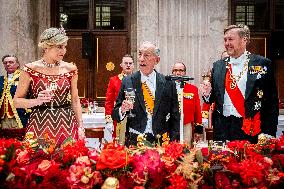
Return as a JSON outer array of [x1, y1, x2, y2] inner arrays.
[[172, 62, 203, 144], [105, 54, 134, 143]]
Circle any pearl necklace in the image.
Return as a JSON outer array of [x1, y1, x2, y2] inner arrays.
[[41, 59, 61, 68]]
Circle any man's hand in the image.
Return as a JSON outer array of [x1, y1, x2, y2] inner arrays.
[[121, 100, 134, 114]]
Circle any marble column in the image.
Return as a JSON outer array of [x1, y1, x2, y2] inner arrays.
[[0, 0, 50, 75], [136, 0, 229, 86]]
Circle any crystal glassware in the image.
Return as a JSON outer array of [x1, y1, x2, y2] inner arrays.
[[45, 82, 57, 111], [124, 87, 136, 117]]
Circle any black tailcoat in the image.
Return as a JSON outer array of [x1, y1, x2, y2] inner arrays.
[[209, 54, 279, 141], [112, 71, 180, 146]]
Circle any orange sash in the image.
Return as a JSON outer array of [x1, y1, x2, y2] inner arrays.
[[141, 82, 154, 115], [225, 64, 261, 136]]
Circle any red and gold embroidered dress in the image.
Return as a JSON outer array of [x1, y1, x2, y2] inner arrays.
[[23, 66, 78, 145]]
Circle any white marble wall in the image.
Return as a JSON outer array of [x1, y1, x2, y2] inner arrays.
[[0, 0, 228, 86], [0, 0, 50, 76], [136, 0, 229, 86]]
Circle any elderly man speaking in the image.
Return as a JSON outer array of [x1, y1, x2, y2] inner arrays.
[[112, 41, 180, 146]]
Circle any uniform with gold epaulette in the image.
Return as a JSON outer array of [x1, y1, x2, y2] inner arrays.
[[0, 69, 30, 139], [105, 73, 126, 143]]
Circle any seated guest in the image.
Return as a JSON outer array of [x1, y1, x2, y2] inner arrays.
[[112, 41, 180, 146], [172, 62, 203, 145], [0, 54, 30, 140]]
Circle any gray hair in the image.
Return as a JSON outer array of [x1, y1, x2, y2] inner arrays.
[[139, 41, 160, 56], [38, 27, 68, 49]]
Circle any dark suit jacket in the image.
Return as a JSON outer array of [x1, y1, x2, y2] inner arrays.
[[209, 54, 279, 136], [112, 71, 180, 145]]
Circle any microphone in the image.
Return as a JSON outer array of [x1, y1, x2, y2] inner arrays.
[[165, 75, 194, 81]]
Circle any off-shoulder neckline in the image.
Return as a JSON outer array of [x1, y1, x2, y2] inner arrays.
[[23, 65, 77, 76]]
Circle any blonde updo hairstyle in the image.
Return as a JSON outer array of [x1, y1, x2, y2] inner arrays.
[[38, 27, 68, 49]]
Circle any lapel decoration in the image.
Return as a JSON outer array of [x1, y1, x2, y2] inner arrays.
[[254, 101, 261, 111], [165, 113, 171, 122], [257, 90, 263, 99], [249, 65, 267, 75]]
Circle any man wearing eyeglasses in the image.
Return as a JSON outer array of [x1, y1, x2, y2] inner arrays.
[[200, 24, 279, 143], [105, 54, 134, 143], [0, 54, 30, 139], [172, 62, 203, 145], [112, 41, 180, 146]]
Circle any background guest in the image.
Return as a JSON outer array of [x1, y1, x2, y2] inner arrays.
[[0, 54, 30, 140], [105, 54, 134, 144], [172, 62, 203, 145]]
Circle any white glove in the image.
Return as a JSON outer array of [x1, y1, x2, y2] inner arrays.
[[104, 122, 114, 142], [106, 122, 114, 132]]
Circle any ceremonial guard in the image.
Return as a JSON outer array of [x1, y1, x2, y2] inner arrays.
[[0, 55, 30, 139], [105, 54, 134, 143], [172, 62, 203, 144]]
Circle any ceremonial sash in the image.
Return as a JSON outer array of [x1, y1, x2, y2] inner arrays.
[[141, 82, 154, 115], [225, 64, 245, 117], [225, 64, 261, 136]]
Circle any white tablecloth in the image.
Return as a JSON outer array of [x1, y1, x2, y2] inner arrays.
[[82, 113, 112, 149], [83, 113, 105, 128], [277, 115, 284, 138]]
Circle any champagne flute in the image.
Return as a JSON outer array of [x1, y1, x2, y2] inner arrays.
[[124, 87, 136, 117], [45, 82, 57, 111], [93, 101, 98, 114]]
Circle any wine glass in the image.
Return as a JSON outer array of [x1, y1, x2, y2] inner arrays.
[[89, 101, 98, 114], [124, 87, 136, 117], [45, 82, 57, 111], [93, 101, 98, 114]]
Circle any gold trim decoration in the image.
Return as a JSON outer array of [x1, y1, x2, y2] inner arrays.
[[257, 90, 263, 99], [183, 92, 194, 99], [0, 69, 23, 128], [118, 73, 124, 80], [106, 62, 115, 71]]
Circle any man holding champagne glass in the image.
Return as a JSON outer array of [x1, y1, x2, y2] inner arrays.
[[112, 41, 180, 146]]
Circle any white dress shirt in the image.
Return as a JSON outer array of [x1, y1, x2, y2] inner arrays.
[[223, 52, 248, 117], [140, 70, 156, 135]]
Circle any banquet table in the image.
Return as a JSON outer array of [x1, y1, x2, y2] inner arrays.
[[277, 114, 284, 137], [83, 112, 112, 150]]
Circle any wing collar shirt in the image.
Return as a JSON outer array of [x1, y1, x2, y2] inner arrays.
[[140, 70, 156, 135], [8, 73, 13, 82], [223, 52, 248, 117]]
